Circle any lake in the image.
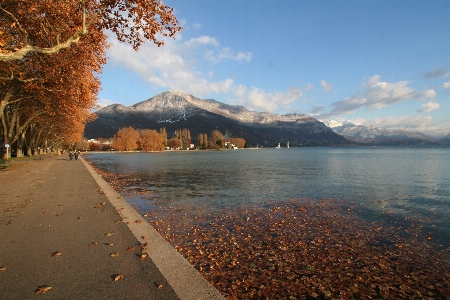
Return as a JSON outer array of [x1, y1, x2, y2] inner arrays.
[[85, 147, 450, 298], [85, 147, 449, 244]]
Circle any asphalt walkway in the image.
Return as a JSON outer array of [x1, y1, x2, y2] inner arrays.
[[0, 155, 224, 299]]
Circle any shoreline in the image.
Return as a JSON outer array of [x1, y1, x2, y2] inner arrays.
[[0, 155, 224, 299], [87, 157, 450, 299]]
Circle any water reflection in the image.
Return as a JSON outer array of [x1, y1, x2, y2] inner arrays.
[[86, 147, 450, 225]]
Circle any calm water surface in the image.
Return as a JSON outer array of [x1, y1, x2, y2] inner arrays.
[[85, 147, 450, 241]]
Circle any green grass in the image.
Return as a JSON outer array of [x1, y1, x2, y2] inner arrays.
[[0, 158, 8, 170]]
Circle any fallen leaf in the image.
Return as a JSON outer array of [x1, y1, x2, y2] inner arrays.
[[114, 274, 124, 281], [88, 242, 98, 247], [126, 246, 136, 252], [105, 232, 114, 237], [109, 253, 119, 257], [34, 286, 52, 295], [0, 266, 6, 271], [140, 254, 147, 261], [158, 284, 163, 289], [51, 251, 62, 257]]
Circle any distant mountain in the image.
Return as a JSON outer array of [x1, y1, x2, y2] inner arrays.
[[438, 133, 450, 145], [327, 122, 441, 146], [85, 91, 349, 147]]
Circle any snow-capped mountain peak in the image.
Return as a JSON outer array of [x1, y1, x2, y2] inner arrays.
[[101, 90, 316, 125]]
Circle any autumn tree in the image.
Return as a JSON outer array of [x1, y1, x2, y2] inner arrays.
[[197, 133, 209, 149], [174, 128, 191, 149], [0, 0, 181, 157], [167, 137, 180, 149], [139, 129, 165, 151], [0, 0, 182, 61], [229, 137, 246, 149], [159, 127, 167, 147], [198, 133, 204, 149], [203, 133, 209, 149], [0, 28, 104, 157], [112, 127, 139, 151], [210, 130, 224, 150]]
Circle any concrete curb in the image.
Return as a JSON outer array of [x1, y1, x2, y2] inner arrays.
[[81, 158, 225, 300]]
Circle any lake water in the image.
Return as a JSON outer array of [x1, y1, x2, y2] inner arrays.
[[85, 147, 450, 244]]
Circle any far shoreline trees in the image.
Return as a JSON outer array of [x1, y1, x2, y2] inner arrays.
[[109, 127, 246, 151]]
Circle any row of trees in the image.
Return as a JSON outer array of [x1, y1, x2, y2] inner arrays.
[[110, 127, 247, 151], [0, 0, 181, 158], [111, 127, 166, 151]]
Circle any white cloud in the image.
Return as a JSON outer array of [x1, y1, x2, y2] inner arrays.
[[106, 32, 308, 113], [184, 36, 219, 47], [106, 36, 238, 96], [183, 36, 252, 63], [321, 80, 334, 93], [444, 81, 450, 91], [96, 98, 114, 108], [366, 116, 435, 131], [204, 47, 252, 63], [363, 75, 416, 109], [417, 101, 440, 112], [106, 32, 256, 98], [319, 75, 436, 118], [232, 85, 308, 113], [417, 89, 437, 99]]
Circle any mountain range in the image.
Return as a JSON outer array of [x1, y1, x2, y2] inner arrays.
[[84, 91, 449, 147], [84, 91, 348, 147], [326, 122, 450, 146]]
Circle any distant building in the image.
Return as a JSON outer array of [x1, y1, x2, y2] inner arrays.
[[86, 139, 111, 145]]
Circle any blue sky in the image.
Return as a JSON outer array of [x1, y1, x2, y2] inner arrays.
[[98, 0, 450, 136]]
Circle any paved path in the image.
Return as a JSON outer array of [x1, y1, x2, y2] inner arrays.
[[0, 155, 224, 299]]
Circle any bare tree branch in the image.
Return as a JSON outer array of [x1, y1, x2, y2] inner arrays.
[[0, 1, 88, 62]]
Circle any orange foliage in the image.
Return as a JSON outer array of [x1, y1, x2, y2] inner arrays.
[[112, 127, 139, 151], [139, 129, 165, 151], [229, 137, 246, 148], [0, 0, 182, 61], [0, 0, 181, 156]]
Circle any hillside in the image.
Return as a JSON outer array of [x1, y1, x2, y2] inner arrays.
[[85, 91, 349, 147], [328, 122, 442, 146]]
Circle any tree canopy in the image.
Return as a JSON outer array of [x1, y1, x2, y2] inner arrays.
[[0, 0, 181, 158], [0, 0, 182, 61]]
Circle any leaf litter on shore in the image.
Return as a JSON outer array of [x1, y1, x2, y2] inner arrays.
[[92, 163, 450, 299]]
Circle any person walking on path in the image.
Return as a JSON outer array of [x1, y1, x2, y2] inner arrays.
[[74, 151, 80, 160], [69, 151, 74, 160]]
